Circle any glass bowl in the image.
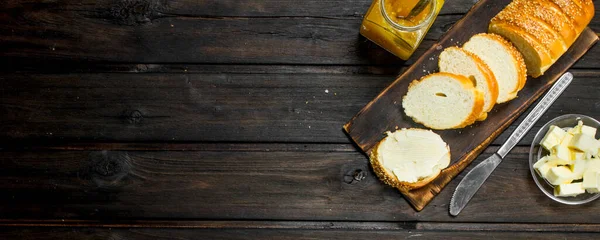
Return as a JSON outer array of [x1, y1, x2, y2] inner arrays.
[[529, 114, 600, 205]]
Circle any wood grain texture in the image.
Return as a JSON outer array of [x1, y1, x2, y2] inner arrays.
[[1, 0, 475, 18], [2, 227, 600, 240], [2, 71, 600, 144], [1, 0, 599, 66], [2, 220, 600, 232], [344, 0, 598, 211], [2, 145, 600, 223], [0, 0, 451, 65], [2, 0, 600, 235]]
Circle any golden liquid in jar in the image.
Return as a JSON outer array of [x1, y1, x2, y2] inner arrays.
[[360, 0, 443, 60], [384, 0, 433, 27]]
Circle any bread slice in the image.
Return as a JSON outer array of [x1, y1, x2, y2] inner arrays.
[[492, 0, 568, 60], [402, 72, 484, 130], [438, 46, 497, 120], [370, 128, 450, 190], [489, 21, 553, 77], [463, 33, 527, 103]]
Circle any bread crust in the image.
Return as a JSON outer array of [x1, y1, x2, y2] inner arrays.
[[369, 129, 450, 191], [492, 1, 568, 60], [466, 49, 498, 113], [522, 0, 578, 46], [476, 33, 528, 97], [549, 0, 594, 34], [490, 0, 593, 77], [404, 72, 484, 130]]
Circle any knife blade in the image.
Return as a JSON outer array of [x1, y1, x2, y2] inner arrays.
[[449, 72, 574, 216]]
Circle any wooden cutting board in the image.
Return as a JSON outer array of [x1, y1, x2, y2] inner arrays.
[[343, 0, 598, 211]]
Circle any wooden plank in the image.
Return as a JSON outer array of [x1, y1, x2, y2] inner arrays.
[[2, 70, 600, 144], [2, 227, 599, 240], [0, 72, 390, 143], [1, 0, 476, 18], [160, 0, 477, 16], [0, 14, 451, 65], [2, 0, 599, 65], [1, 145, 600, 222], [2, 219, 600, 232], [0, 143, 357, 152]]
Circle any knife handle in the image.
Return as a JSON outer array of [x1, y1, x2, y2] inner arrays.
[[497, 72, 573, 158]]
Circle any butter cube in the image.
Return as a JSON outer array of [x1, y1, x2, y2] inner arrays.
[[582, 125, 597, 137], [568, 121, 584, 134], [561, 132, 574, 146], [568, 134, 600, 154], [571, 150, 585, 161], [582, 170, 600, 193], [541, 125, 567, 150], [570, 158, 587, 180], [534, 157, 552, 178], [545, 155, 571, 166], [546, 166, 573, 185], [534, 156, 570, 179], [554, 182, 586, 197], [551, 144, 572, 162], [588, 159, 600, 171]]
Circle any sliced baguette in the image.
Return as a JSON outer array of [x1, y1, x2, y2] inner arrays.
[[370, 128, 450, 190], [438, 46, 497, 120], [463, 33, 527, 103], [402, 72, 484, 130]]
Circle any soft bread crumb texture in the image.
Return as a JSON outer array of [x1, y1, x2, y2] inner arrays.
[[463, 33, 527, 103], [403, 72, 483, 130], [439, 47, 497, 116]]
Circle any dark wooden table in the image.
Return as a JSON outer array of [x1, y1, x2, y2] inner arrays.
[[2, 0, 600, 239]]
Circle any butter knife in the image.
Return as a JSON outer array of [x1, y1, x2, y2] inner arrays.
[[449, 72, 574, 216]]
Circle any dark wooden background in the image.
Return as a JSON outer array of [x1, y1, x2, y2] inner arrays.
[[1, 0, 600, 239]]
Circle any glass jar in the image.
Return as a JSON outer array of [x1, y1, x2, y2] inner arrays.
[[360, 0, 444, 60]]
